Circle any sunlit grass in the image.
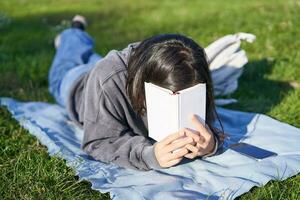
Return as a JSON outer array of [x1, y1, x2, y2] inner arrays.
[[1, 0, 299, 199]]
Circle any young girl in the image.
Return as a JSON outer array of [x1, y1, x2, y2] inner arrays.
[[48, 15, 222, 171]]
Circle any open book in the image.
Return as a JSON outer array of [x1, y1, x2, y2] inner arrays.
[[144, 82, 206, 143]]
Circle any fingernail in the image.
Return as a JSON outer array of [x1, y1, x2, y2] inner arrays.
[[191, 114, 196, 120]]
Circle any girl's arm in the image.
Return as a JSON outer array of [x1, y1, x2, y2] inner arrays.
[[81, 88, 163, 171]]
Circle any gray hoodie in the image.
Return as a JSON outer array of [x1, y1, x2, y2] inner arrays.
[[66, 42, 164, 171], [66, 42, 219, 171]]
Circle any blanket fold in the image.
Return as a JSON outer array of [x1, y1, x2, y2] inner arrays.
[[1, 97, 300, 200]]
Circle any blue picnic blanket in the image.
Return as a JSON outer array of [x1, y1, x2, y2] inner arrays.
[[1, 97, 300, 200]]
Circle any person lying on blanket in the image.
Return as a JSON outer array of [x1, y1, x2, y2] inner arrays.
[[48, 15, 225, 171]]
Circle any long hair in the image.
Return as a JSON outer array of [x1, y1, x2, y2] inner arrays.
[[126, 34, 223, 138]]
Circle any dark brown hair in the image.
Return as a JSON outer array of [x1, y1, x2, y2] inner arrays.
[[126, 34, 223, 137]]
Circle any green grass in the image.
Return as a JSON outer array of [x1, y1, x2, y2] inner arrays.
[[0, 0, 300, 199]]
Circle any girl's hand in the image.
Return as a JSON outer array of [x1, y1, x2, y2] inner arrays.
[[153, 130, 194, 168], [183, 115, 216, 159]]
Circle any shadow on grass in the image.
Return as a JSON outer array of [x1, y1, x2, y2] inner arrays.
[[1, 12, 294, 112], [220, 58, 294, 114]]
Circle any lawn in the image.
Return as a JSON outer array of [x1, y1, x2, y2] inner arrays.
[[0, 0, 300, 199]]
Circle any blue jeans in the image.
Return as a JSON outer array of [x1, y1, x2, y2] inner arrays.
[[48, 28, 102, 107]]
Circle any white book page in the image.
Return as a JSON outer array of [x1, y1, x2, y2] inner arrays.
[[144, 82, 179, 142], [179, 83, 206, 131]]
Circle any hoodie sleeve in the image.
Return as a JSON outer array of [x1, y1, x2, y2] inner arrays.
[[81, 67, 162, 171]]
